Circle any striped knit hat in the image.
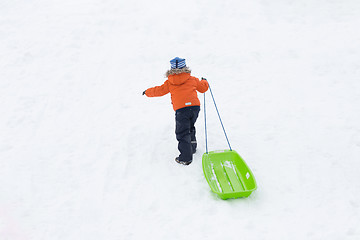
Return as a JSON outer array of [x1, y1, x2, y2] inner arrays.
[[170, 57, 186, 69]]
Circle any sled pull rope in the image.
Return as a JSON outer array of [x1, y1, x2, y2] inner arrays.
[[204, 91, 208, 153], [204, 82, 232, 153]]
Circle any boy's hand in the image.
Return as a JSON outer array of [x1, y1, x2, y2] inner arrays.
[[142, 90, 146, 95]]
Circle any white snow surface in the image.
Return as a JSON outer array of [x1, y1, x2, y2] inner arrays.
[[1, 0, 360, 239]]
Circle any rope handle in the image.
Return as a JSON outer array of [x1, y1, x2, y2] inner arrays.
[[203, 80, 232, 154]]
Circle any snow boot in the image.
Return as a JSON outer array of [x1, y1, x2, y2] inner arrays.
[[175, 157, 192, 165]]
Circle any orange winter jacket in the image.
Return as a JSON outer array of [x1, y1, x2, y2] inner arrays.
[[145, 72, 209, 111]]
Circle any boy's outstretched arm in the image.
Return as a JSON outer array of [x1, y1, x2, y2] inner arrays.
[[143, 80, 170, 97]]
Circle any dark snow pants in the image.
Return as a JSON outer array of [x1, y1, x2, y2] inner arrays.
[[175, 106, 200, 162]]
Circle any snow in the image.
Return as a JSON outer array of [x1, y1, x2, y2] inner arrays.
[[1, 0, 360, 239]]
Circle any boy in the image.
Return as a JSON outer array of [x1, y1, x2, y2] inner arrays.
[[143, 57, 209, 165]]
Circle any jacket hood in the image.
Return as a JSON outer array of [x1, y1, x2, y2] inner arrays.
[[165, 66, 191, 77], [168, 72, 191, 85]]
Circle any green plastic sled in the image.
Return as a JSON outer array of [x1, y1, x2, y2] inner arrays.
[[202, 150, 257, 200]]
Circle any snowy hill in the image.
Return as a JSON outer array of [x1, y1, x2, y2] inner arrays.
[[1, 0, 360, 239]]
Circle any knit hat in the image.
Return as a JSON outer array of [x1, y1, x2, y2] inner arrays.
[[170, 57, 186, 69]]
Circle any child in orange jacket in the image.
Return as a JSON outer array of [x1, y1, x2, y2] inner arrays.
[[143, 57, 209, 165]]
